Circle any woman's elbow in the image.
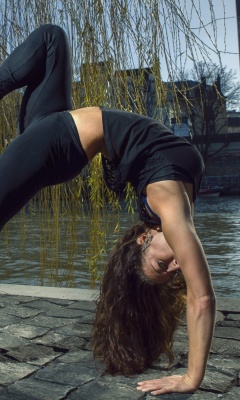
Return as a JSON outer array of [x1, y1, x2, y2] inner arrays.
[[189, 293, 216, 314]]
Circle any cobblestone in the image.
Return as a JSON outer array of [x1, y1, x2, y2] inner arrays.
[[0, 290, 239, 399]]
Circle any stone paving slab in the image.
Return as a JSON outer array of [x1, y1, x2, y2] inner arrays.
[[0, 314, 22, 328], [33, 331, 87, 350], [211, 337, 240, 357], [0, 331, 29, 349], [7, 343, 62, 366], [214, 326, 240, 341], [0, 286, 239, 399], [67, 381, 145, 400], [23, 314, 77, 329], [2, 323, 49, 339], [0, 379, 74, 400], [0, 361, 38, 385]]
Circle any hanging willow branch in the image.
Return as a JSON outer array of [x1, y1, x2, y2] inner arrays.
[[0, 0, 227, 286]]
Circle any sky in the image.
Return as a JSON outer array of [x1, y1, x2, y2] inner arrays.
[[129, 0, 240, 83], [183, 0, 239, 79]]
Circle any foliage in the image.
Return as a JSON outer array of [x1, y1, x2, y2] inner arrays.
[[0, 0, 227, 286], [187, 61, 240, 111]]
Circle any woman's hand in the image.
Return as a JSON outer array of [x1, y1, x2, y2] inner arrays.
[[137, 373, 198, 396]]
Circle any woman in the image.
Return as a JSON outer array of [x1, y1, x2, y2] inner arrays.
[[0, 24, 216, 395]]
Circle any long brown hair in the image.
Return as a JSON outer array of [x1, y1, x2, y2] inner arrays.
[[92, 221, 186, 376]]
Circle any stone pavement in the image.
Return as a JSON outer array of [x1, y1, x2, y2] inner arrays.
[[0, 284, 239, 400]]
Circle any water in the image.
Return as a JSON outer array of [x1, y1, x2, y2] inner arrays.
[[194, 196, 240, 298], [0, 196, 239, 297]]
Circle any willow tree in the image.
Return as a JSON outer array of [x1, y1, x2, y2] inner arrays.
[[0, 0, 227, 287]]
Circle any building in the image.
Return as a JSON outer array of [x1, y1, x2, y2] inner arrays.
[[76, 62, 240, 188]]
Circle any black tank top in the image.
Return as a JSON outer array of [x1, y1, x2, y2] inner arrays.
[[100, 107, 204, 224]]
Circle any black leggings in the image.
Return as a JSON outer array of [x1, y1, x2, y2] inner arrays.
[[0, 25, 88, 230]]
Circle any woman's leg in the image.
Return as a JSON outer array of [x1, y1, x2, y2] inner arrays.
[[0, 112, 88, 230], [0, 24, 72, 132], [0, 25, 86, 230]]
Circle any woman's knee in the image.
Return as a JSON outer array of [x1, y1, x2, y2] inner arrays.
[[37, 24, 68, 45]]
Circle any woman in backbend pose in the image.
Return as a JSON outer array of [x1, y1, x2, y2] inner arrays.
[[0, 24, 215, 395]]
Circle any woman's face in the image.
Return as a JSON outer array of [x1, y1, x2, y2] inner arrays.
[[139, 230, 181, 285]]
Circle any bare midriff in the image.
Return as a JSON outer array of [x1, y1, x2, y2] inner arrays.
[[69, 107, 110, 161]]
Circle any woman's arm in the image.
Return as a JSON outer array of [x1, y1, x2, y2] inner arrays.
[[137, 180, 216, 395]]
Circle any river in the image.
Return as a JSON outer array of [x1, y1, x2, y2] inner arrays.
[[0, 196, 239, 298]]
